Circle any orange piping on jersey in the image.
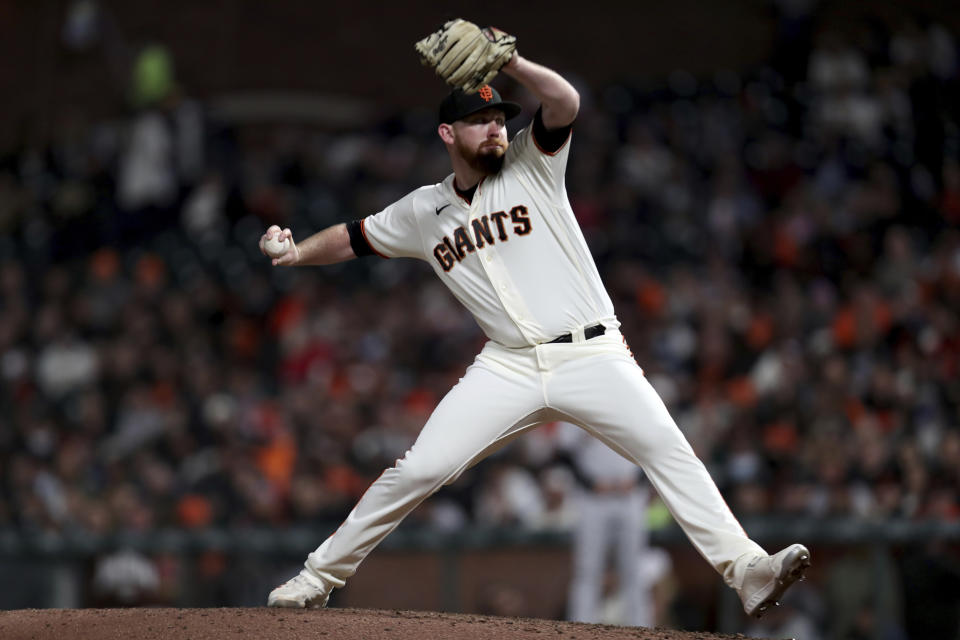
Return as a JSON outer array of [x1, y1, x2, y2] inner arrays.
[[532, 127, 572, 156], [360, 218, 390, 259], [622, 335, 642, 372], [453, 177, 484, 204]]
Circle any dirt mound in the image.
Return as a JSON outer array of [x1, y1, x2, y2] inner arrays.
[[0, 607, 766, 640]]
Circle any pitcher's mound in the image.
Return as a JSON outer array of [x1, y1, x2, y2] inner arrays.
[[0, 607, 765, 640]]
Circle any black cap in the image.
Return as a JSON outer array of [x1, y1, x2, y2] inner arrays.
[[438, 85, 522, 125]]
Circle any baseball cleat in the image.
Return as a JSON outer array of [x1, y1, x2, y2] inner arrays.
[[737, 543, 811, 618], [267, 569, 331, 608]]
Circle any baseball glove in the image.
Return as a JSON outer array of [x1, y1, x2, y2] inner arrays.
[[415, 19, 517, 93]]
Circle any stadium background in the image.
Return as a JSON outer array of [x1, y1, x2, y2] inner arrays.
[[1, 1, 960, 638]]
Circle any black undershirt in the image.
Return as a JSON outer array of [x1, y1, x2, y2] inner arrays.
[[347, 219, 373, 258], [348, 106, 573, 256], [454, 181, 478, 203], [531, 106, 573, 156]]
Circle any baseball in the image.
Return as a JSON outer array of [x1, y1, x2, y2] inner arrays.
[[263, 234, 290, 258]]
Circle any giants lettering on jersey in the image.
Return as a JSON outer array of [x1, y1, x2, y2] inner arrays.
[[432, 205, 532, 272]]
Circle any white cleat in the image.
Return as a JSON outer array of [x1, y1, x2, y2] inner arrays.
[[267, 569, 331, 608], [737, 543, 811, 618]]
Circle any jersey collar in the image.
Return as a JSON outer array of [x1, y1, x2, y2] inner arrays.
[[444, 174, 485, 208]]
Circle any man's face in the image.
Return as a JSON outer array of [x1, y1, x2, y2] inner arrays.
[[452, 108, 509, 175]]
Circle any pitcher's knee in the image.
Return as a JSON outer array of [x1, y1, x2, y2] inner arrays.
[[394, 456, 454, 490]]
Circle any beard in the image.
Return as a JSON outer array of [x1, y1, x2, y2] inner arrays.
[[476, 148, 506, 175], [457, 139, 507, 175]]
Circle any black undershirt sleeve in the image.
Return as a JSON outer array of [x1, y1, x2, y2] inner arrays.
[[532, 106, 573, 153], [346, 219, 374, 257]]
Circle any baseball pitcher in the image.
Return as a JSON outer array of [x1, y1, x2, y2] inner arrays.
[[262, 19, 810, 620]]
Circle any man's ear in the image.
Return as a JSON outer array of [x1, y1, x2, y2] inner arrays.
[[438, 123, 455, 145]]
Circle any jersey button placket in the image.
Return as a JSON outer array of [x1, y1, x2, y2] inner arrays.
[[469, 185, 537, 341], [473, 216, 523, 331]]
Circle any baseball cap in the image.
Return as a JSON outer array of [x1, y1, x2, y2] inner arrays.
[[438, 85, 522, 125]]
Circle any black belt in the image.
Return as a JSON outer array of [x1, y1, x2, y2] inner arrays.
[[547, 323, 606, 344]]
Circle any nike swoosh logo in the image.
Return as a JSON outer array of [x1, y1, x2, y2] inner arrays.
[[435, 203, 451, 215]]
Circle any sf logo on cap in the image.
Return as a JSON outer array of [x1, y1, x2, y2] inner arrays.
[[478, 86, 493, 102]]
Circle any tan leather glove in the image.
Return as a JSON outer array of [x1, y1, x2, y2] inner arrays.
[[415, 19, 517, 93]]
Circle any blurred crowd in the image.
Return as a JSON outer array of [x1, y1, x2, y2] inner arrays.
[[1, 7, 960, 636]]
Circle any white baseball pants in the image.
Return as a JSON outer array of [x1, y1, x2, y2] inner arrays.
[[304, 329, 764, 592]]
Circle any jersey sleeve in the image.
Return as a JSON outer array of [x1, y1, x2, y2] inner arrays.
[[358, 188, 425, 259], [506, 108, 573, 196]]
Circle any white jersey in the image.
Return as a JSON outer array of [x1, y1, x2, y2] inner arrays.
[[360, 123, 618, 348]]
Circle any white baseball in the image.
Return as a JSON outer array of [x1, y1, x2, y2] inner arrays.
[[263, 234, 290, 258]]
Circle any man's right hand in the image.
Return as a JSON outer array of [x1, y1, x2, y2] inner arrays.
[[259, 225, 301, 266]]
